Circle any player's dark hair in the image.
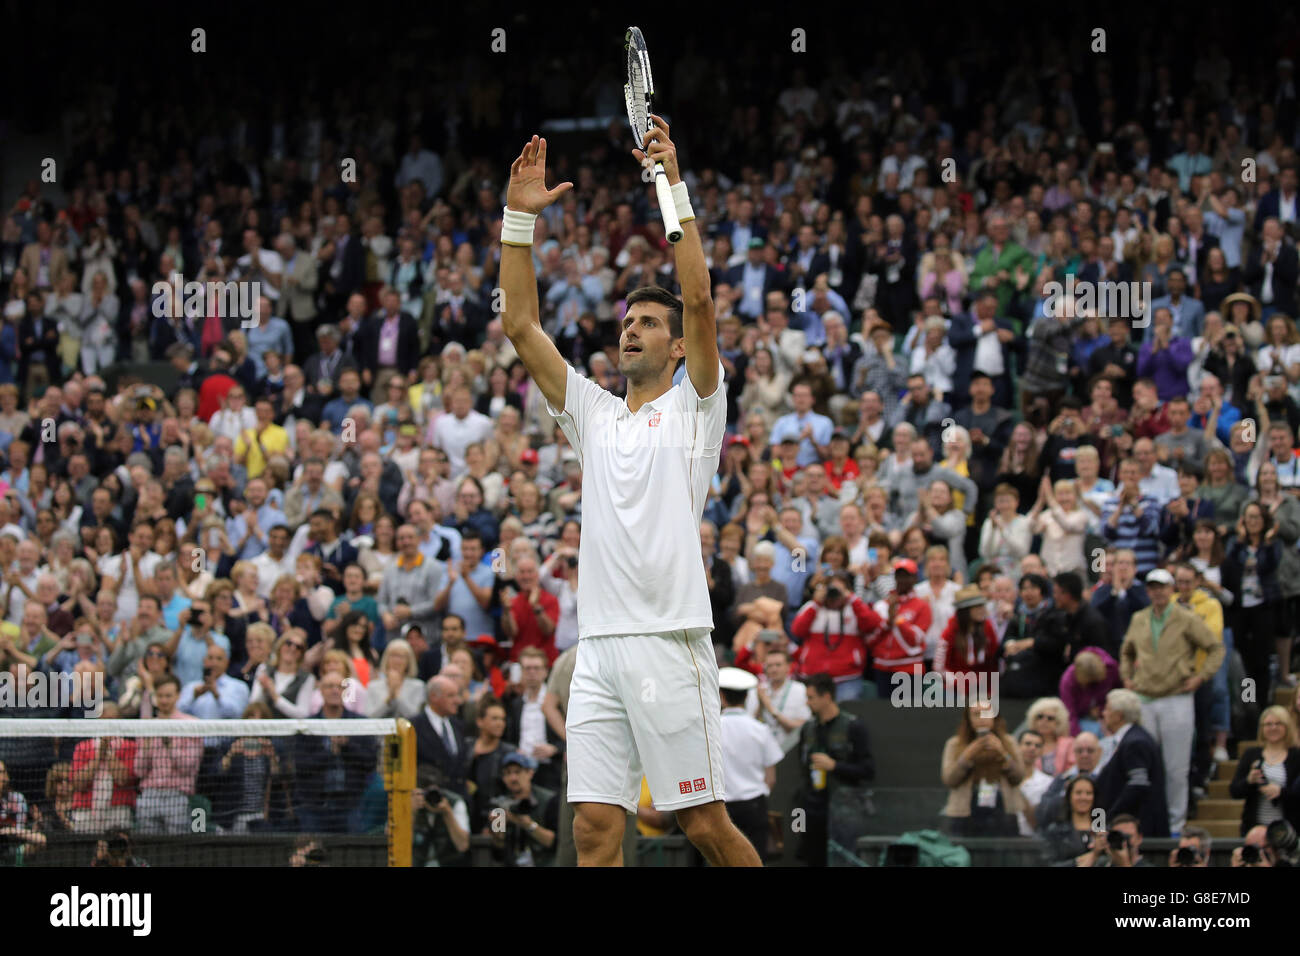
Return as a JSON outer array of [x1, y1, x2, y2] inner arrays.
[[625, 286, 684, 340]]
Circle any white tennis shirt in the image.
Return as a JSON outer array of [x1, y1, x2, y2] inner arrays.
[[547, 361, 726, 639]]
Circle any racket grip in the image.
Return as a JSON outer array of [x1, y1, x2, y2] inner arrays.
[[654, 163, 683, 243]]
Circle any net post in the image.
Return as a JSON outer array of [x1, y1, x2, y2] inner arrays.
[[385, 718, 416, 867]]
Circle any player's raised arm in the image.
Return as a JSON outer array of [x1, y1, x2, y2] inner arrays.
[[500, 135, 573, 412], [636, 115, 718, 397]]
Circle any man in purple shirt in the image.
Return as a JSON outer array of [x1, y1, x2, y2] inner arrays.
[[1137, 308, 1193, 402], [364, 289, 419, 393]]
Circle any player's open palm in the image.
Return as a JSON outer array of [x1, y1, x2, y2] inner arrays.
[[507, 136, 572, 215]]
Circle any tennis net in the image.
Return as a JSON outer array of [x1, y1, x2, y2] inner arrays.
[[0, 718, 415, 867]]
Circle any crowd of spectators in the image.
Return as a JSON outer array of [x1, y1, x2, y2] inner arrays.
[[3, 15, 1300, 862]]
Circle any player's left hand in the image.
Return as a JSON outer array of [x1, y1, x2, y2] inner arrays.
[[507, 136, 573, 215], [633, 114, 680, 185]]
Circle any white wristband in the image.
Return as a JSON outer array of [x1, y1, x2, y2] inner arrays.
[[501, 207, 537, 246], [670, 181, 695, 224]]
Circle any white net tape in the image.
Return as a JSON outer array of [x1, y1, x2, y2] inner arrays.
[[0, 718, 398, 737]]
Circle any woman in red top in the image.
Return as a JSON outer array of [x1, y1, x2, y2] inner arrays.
[[934, 585, 999, 681]]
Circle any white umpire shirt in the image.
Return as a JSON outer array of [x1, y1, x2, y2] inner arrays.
[[547, 361, 726, 638], [720, 707, 784, 801]]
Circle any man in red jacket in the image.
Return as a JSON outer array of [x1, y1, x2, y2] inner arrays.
[[866, 559, 932, 697], [197, 343, 238, 422], [791, 571, 881, 700]]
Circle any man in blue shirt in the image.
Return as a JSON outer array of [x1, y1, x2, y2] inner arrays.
[[409, 498, 462, 565], [179, 644, 249, 719], [1190, 372, 1241, 445], [322, 367, 373, 434], [1169, 134, 1213, 194], [433, 530, 497, 641], [770, 506, 820, 615], [164, 601, 231, 688], [1204, 187, 1246, 268], [770, 383, 834, 468], [152, 561, 193, 632], [226, 476, 288, 561], [245, 296, 295, 380]]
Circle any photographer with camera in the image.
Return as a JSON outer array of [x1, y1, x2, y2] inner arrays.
[[790, 570, 882, 701], [411, 767, 470, 867], [1231, 824, 1276, 866], [489, 752, 557, 867], [1079, 813, 1149, 867], [91, 828, 147, 867], [1169, 825, 1212, 867], [539, 542, 579, 654]]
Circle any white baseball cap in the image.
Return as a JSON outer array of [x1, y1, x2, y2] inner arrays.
[[718, 667, 759, 692]]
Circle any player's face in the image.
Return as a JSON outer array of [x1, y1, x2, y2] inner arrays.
[[619, 302, 681, 383]]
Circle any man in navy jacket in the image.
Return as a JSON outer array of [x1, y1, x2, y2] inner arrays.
[[1096, 688, 1170, 838], [947, 291, 1021, 410]]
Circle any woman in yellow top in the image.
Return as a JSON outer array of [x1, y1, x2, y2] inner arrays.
[[941, 424, 974, 526]]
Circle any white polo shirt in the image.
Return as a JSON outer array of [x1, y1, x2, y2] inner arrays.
[[431, 409, 495, 475], [547, 361, 725, 639], [720, 707, 784, 801], [745, 677, 811, 755]]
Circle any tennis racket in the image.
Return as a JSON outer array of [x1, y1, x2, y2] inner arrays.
[[624, 26, 683, 244]]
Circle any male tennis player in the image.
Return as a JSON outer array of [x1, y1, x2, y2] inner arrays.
[[499, 119, 761, 866]]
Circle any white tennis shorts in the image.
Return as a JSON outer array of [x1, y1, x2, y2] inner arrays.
[[566, 629, 726, 813]]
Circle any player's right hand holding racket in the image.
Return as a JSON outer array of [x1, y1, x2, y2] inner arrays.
[[506, 135, 573, 215]]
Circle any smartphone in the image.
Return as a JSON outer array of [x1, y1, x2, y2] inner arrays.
[[1242, 844, 1262, 864], [1107, 830, 1127, 850], [196, 493, 208, 510], [867, 547, 878, 564], [975, 727, 991, 737], [1175, 846, 1198, 866]]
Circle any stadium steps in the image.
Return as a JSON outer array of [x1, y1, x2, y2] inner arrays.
[[1189, 739, 1256, 835], [1201, 820, 1243, 838], [1194, 798, 1243, 818]]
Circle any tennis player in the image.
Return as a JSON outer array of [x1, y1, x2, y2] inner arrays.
[[499, 119, 761, 866]]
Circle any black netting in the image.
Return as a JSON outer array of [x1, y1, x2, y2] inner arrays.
[[0, 729, 390, 867]]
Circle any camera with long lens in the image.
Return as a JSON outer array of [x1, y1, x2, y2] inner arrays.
[[491, 794, 536, 817]]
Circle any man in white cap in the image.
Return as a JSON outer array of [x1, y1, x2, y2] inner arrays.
[[719, 667, 784, 861], [1119, 567, 1223, 836]]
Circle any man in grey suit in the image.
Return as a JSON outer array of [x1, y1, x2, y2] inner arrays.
[[1146, 269, 1205, 342], [276, 233, 320, 362]]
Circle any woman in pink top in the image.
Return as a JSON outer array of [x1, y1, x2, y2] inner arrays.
[[1058, 647, 1121, 736], [918, 244, 968, 316]]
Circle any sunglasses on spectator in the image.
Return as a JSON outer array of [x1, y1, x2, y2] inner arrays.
[[284, 641, 306, 651], [146, 649, 168, 658]]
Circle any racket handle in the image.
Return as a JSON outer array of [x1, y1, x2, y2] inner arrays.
[[654, 163, 683, 244]]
